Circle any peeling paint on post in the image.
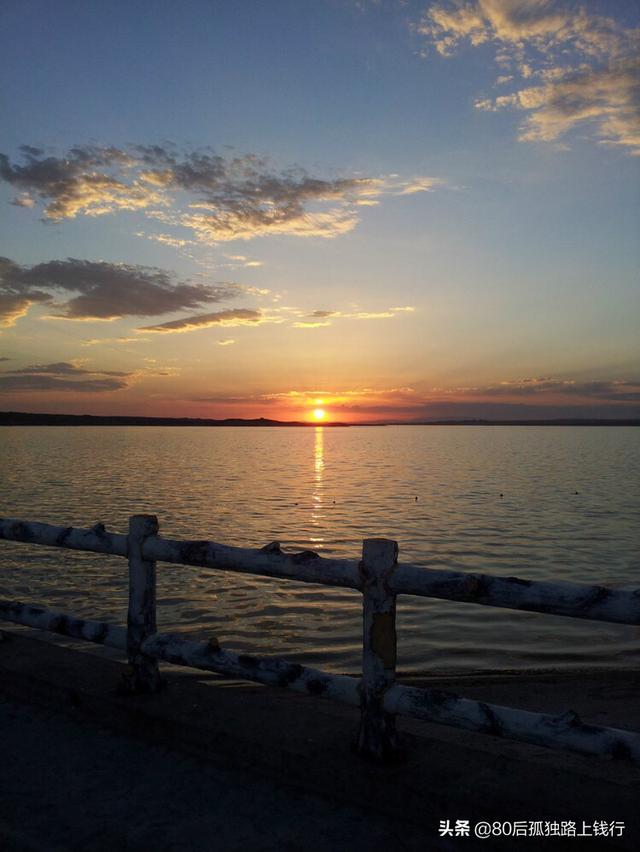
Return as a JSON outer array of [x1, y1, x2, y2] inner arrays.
[[124, 514, 162, 693], [391, 563, 640, 625], [0, 599, 127, 649], [383, 683, 640, 766], [3, 512, 640, 767], [3, 516, 639, 625], [0, 517, 127, 557], [141, 633, 361, 705], [2, 597, 640, 766], [142, 534, 361, 590], [357, 538, 399, 761]]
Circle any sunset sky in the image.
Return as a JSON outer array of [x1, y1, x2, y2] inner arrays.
[[0, 0, 638, 422]]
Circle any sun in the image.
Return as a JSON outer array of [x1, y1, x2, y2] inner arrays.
[[313, 408, 326, 421]]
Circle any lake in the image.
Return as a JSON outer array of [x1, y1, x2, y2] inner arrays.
[[0, 425, 638, 674]]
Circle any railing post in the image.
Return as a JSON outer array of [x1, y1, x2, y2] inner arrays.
[[357, 538, 399, 761], [122, 514, 163, 693]]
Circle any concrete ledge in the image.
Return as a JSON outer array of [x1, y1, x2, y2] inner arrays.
[[0, 627, 638, 849]]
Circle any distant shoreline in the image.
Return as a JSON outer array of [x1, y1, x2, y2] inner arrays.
[[1, 411, 638, 427]]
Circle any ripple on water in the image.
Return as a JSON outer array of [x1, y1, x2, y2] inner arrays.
[[1, 425, 639, 674]]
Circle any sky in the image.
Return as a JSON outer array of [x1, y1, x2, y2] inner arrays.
[[0, 0, 638, 422]]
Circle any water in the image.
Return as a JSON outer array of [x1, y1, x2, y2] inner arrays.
[[1, 425, 638, 674]]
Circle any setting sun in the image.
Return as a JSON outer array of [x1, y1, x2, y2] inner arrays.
[[313, 408, 325, 421]]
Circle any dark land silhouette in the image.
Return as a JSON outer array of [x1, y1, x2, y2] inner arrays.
[[1, 410, 638, 427]]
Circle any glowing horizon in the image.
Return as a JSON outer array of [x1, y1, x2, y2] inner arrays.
[[0, 1, 638, 422]]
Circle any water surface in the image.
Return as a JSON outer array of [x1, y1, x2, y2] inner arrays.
[[1, 426, 638, 673]]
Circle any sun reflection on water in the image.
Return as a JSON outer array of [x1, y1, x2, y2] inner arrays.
[[314, 425, 324, 478], [310, 426, 325, 542]]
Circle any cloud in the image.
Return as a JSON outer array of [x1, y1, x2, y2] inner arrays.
[[0, 256, 242, 324], [1, 144, 442, 240], [184, 376, 640, 420], [418, 1, 631, 58], [291, 305, 416, 328], [0, 358, 184, 393], [138, 308, 264, 334], [5, 361, 131, 377], [135, 232, 194, 249], [0, 293, 48, 328], [417, 1, 640, 153], [138, 303, 416, 334], [455, 376, 640, 402], [0, 145, 163, 220], [517, 62, 640, 152], [224, 254, 264, 268], [158, 207, 363, 242], [395, 177, 441, 195], [81, 336, 150, 346], [0, 374, 128, 393], [217, 338, 235, 346], [189, 386, 418, 405], [292, 308, 335, 328], [10, 194, 35, 208], [0, 254, 418, 339], [0, 356, 132, 392], [274, 376, 640, 407], [259, 386, 418, 403], [476, 60, 640, 153]]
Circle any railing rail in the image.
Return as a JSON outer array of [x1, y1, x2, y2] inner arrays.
[[1, 514, 639, 766], [2, 516, 638, 624]]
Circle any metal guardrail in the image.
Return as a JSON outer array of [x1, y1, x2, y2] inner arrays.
[[1, 514, 639, 765]]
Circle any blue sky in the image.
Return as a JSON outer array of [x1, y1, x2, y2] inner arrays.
[[0, 0, 638, 420]]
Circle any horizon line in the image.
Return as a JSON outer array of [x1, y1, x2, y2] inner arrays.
[[1, 410, 638, 428]]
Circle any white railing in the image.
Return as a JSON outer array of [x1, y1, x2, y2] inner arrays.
[[1, 514, 639, 765]]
